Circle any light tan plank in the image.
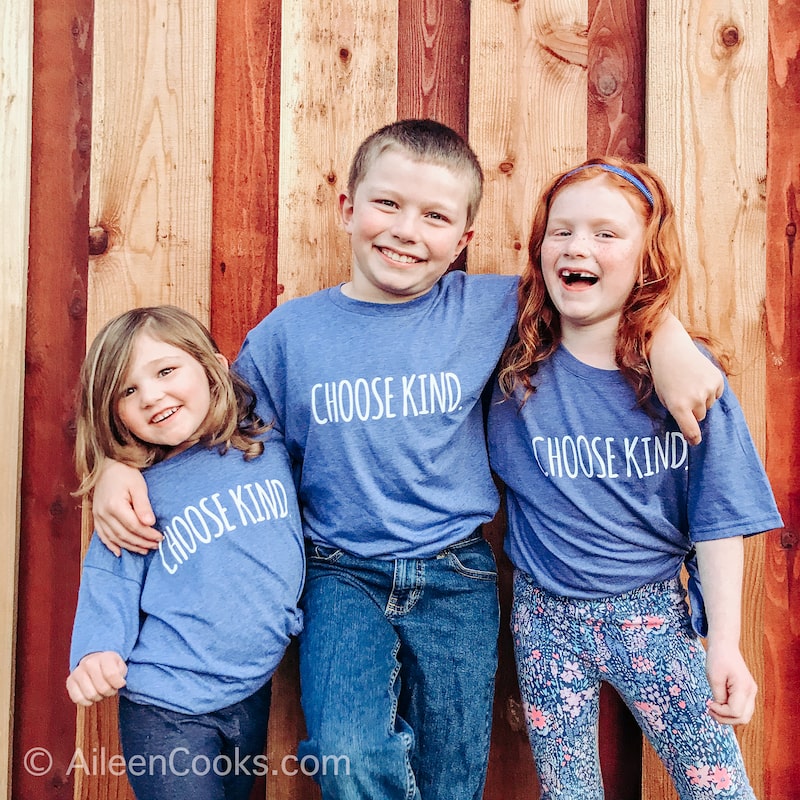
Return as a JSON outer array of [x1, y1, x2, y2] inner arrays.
[[277, 0, 399, 302], [469, 1, 588, 796], [88, 0, 216, 335], [645, 1, 768, 798], [271, 4, 398, 796], [469, 0, 588, 277], [78, 2, 216, 798], [0, 1, 33, 797]]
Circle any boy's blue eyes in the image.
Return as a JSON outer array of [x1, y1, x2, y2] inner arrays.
[[372, 200, 449, 222]]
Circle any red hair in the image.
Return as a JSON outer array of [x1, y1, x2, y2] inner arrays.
[[499, 157, 727, 408]]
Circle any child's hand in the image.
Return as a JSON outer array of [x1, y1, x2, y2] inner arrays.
[[649, 314, 724, 445], [705, 643, 757, 725], [93, 459, 161, 556], [66, 652, 128, 707]]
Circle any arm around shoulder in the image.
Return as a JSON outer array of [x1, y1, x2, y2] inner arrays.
[[649, 312, 724, 446], [92, 459, 160, 555]]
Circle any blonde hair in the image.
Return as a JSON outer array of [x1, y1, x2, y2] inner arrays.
[[347, 119, 484, 229], [75, 306, 266, 497], [499, 157, 728, 408]]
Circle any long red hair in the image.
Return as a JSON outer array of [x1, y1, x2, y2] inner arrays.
[[499, 157, 727, 408]]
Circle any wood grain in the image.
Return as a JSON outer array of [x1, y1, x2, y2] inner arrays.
[[78, 2, 217, 798], [210, 0, 282, 362], [0, 1, 33, 797], [763, 0, 800, 795], [645, 1, 769, 798], [397, 0, 470, 135], [14, 1, 93, 799], [87, 0, 215, 331], [469, 0, 588, 279], [587, 2, 647, 794], [277, 0, 398, 303], [587, 0, 645, 162]]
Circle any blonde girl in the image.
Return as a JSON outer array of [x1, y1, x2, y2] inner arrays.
[[67, 306, 304, 800], [488, 160, 782, 799]]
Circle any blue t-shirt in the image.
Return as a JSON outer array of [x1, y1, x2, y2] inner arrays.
[[70, 438, 305, 714], [488, 345, 782, 602], [235, 271, 519, 558]]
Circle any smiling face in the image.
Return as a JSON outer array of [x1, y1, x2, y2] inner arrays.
[[541, 176, 646, 339], [117, 333, 218, 454], [340, 148, 474, 304]]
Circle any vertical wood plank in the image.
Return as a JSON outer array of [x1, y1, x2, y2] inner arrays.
[[14, 1, 93, 799], [470, 1, 587, 797], [210, 4, 284, 798], [277, 0, 398, 304], [270, 3, 397, 795], [763, 0, 800, 795], [469, 0, 588, 280], [78, 2, 217, 798], [87, 0, 216, 329], [397, 0, 470, 136], [586, 1, 647, 796], [0, 1, 33, 797], [646, 2, 769, 798], [587, 0, 646, 162], [210, 0, 282, 361]]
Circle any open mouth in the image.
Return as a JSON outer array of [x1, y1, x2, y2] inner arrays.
[[559, 268, 598, 287]]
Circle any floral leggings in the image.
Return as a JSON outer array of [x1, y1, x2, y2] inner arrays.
[[511, 571, 756, 800]]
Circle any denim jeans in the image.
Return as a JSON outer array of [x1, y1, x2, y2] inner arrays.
[[118, 681, 271, 800], [297, 531, 499, 800]]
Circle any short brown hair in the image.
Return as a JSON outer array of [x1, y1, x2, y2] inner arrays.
[[347, 119, 484, 229]]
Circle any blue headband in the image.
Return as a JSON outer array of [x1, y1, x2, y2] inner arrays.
[[556, 163, 654, 206]]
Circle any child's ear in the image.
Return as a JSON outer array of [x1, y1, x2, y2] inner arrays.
[[215, 353, 229, 372], [339, 193, 354, 230], [452, 228, 474, 262]]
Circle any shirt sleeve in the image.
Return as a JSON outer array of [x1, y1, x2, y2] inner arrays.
[[686, 383, 783, 542], [69, 535, 148, 671], [234, 323, 284, 435]]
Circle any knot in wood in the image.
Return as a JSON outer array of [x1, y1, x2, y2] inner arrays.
[[499, 161, 514, 174], [326, 172, 337, 185], [720, 25, 740, 48], [68, 295, 86, 320], [339, 47, 351, 65], [596, 72, 618, 98], [781, 529, 798, 549], [88, 226, 109, 256], [786, 222, 797, 238]]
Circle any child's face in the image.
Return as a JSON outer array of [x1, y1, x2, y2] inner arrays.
[[339, 149, 473, 303], [540, 176, 645, 335], [117, 333, 216, 454]]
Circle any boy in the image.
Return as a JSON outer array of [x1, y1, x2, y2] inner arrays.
[[92, 120, 723, 800]]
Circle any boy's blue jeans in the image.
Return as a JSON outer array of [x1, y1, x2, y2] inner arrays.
[[297, 531, 499, 800], [118, 681, 271, 800]]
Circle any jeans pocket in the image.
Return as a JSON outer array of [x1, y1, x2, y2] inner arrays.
[[446, 539, 497, 582], [307, 543, 344, 563]]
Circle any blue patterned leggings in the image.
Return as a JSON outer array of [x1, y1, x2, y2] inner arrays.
[[511, 571, 755, 799]]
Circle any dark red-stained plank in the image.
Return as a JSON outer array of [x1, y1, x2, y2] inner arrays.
[[210, 0, 283, 362], [210, 2, 306, 799], [397, 0, 470, 137], [587, 0, 646, 163], [14, 1, 93, 798], [587, 1, 647, 796], [763, 0, 800, 795]]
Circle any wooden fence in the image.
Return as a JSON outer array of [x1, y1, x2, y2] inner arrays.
[[2, 0, 798, 798]]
